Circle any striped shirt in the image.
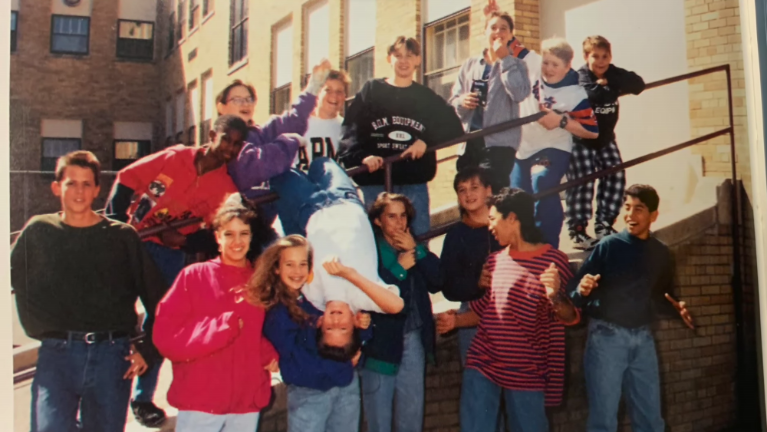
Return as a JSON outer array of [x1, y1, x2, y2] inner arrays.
[[466, 244, 575, 406]]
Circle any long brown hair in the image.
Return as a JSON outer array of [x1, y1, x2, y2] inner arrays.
[[246, 235, 313, 323]]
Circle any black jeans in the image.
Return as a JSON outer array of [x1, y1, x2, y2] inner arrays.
[[456, 136, 516, 193]]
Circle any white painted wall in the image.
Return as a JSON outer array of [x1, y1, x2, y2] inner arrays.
[[540, 0, 695, 214]]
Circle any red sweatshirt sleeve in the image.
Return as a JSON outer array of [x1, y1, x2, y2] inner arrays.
[[153, 266, 241, 362], [116, 147, 175, 192], [260, 337, 279, 367]]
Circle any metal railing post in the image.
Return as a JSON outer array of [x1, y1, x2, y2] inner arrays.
[[384, 161, 393, 193]]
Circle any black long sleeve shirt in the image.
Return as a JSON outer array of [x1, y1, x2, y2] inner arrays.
[[11, 214, 166, 340]]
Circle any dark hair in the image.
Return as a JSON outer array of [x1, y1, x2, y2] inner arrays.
[[213, 114, 249, 138], [583, 35, 612, 55], [216, 80, 256, 112], [211, 197, 256, 231], [453, 167, 492, 192], [487, 187, 544, 243], [55, 150, 101, 186], [316, 326, 362, 362], [486, 11, 514, 33], [388, 36, 421, 57], [624, 184, 660, 212], [368, 192, 416, 234]]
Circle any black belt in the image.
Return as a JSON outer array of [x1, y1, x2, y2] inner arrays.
[[41, 330, 130, 344]]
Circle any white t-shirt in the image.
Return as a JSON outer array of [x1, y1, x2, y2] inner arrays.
[[302, 202, 399, 314], [516, 51, 597, 160], [296, 115, 344, 170]]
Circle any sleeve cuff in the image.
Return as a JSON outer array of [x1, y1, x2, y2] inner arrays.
[[415, 245, 428, 261], [389, 263, 408, 281]]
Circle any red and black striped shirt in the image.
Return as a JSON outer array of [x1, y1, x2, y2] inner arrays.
[[466, 244, 576, 406]]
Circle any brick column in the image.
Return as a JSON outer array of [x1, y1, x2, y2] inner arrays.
[[469, 0, 540, 55], [685, 0, 750, 193], [373, 0, 421, 78]]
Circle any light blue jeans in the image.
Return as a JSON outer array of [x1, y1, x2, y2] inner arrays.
[[460, 368, 547, 432], [175, 410, 260, 432], [359, 183, 430, 237], [287, 373, 361, 432], [584, 318, 665, 432], [360, 331, 425, 432]]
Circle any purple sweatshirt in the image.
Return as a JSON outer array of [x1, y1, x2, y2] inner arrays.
[[227, 92, 317, 199]]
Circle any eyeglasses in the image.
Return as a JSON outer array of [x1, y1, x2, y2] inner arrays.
[[227, 97, 255, 106]]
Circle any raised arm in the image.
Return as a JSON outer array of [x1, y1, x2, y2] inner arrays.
[[499, 55, 531, 102], [323, 258, 404, 314], [228, 134, 301, 194]]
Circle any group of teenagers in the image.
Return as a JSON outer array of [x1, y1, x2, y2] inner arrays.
[[11, 1, 698, 432]]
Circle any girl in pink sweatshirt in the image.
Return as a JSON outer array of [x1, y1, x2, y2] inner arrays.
[[153, 200, 279, 431]]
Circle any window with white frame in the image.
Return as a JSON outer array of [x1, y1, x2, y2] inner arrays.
[[189, 0, 200, 30], [345, 0, 375, 104], [229, 0, 248, 65], [423, 11, 470, 101], [51, 15, 90, 55], [165, 100, 174, 140], [177, 0, 187, 41], [272, 22, 293, 114], [305, 1, 329, 74], [175, 92, 186, 143], [203, 0, 214, 17], [113, 122, 152, 169], [41, 119, 83, 171], [201, 74, 214, 143], [188, 84, 199, 145]]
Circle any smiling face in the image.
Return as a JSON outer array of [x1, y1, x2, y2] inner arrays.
[[215, 218, 252, 266], [317, 78, 346, 118], [485, 16, 513, 50], [276, 246, 310, 291], [456, 177, 493, 214], [623, 195, 658, 240], [488, 205, 517, 246], [319, 300, 355, 348], [52, 165, 100, 216], [387, 44, 421, 80], [217, 85, 256, 123], [541, 52, 570, 84], [209, 128, 245, 164], [585, 47, 612, 78]]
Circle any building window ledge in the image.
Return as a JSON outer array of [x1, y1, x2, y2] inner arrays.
[[188, 27, 199, 38], [228, 58, 248, 75], [202, 11, 215, 25]]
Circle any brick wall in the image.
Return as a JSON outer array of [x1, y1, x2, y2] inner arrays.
[[255, 207, 748, 432], [685, 0, 750, 195]]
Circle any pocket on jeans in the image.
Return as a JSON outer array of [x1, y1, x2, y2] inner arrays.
[[590, 322, 617, 338], [41, 338, 68, 352], [361, 372, 381, 395]]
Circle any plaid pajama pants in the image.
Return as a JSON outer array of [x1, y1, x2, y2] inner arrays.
[[565, 141, 626, 228]]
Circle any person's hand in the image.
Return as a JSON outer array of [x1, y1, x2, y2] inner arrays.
[[312, 58, 332, 76], [305, 58, 333, 94], [158, 227, 187, 248], [398, 250, 416, 271], [483, 0, 499, 17], [323, 256, 355, 279], [493, 37, 510, 59], [478, 261, 492, 289], [539, 263, 561, 300], [283, 132, 309, 148], [537, 107, 564, 130], [578, 274, 600, 297], [436, 310, 458, 335], [362, 156, 384, 173], [392, 228, 417, 252], [401, 140, 427, 160], [596, 78, 608, 86], [123, 345, 148, 380], [264, 358, 280, 373], [355, 312, 371, 329], [461, 92, 480, 109], [665, 294, 695, 330], [351, 349, 362, 367]]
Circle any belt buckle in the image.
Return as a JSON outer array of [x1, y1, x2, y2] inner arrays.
[[83, 332, 97, 344]]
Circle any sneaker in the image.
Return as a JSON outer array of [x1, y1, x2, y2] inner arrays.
[[569, 225, 598, 251], [130, 400, 166, 428], [594, 222, 618, 240]]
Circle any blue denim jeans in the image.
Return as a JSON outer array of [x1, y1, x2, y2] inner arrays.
[[584, 319, 665, 432], [460, 368, 547, 432], [358, 183, 430, 237], [143, 240, 186, 287], [175, 410, 260, 432], [270, 157, 363, 237], [30, 336, 133, 432], [457, 302, 477, 366], [510, 148, 571, 249], [287, 373, 361, 432], [360, 331, 425, 432]]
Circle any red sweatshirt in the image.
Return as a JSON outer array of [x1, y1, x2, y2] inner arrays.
[[116, 145, 239, 243], [153, 258, 278, 414]]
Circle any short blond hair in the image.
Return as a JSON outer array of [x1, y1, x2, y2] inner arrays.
[[541, 38, 574, 64]]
